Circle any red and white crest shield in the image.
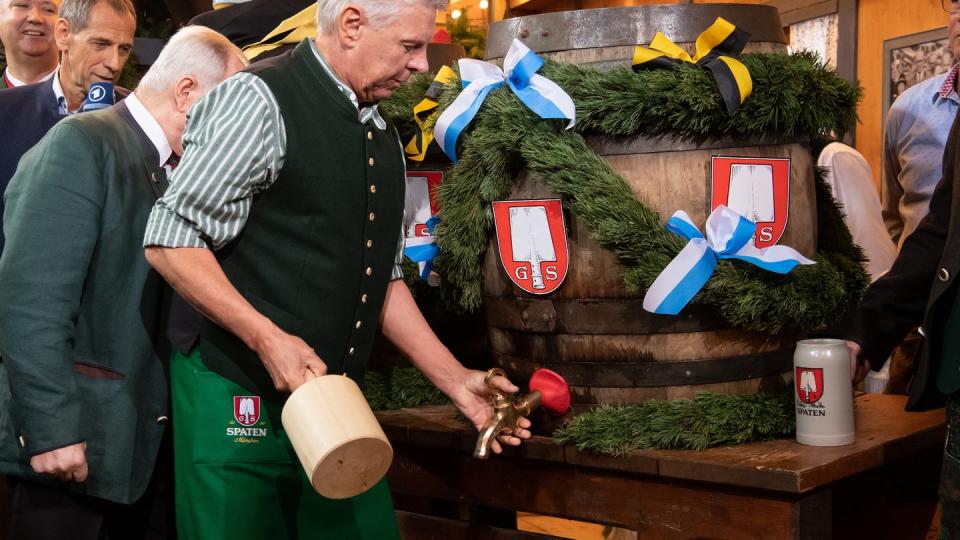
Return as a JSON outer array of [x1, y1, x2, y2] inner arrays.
[[404, 171, 443, 241], [233, 395, 260, 426], [711, 157, 791, 248], [795, 367, 824, 405], [492, 199, 569, 295]]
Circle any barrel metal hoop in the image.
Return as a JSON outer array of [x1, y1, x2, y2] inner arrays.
[[484, 295, 734, 335], [495, 349, 794, 387]]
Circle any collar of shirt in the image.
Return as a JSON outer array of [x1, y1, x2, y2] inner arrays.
[[307, 40, 387, 131], [50, 68, 82, 115], [3, 65, 57, 88], [937, 63, 960, 103], [125, 92, 173, 167]]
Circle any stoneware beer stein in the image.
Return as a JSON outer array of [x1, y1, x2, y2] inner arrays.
[[793, 338, 856, 446], [281, 374, 393, 499]]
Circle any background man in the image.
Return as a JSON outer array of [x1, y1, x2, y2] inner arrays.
[[844, 110, 960, 539], [0, 26, 245, 539], [0, 0, 135, 253], [882, 2, 960, 250], [0, 0, 60, 87], [144, 0, 530, 537]]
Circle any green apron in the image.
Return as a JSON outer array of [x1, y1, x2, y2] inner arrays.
[[171, 349, 400, 540]]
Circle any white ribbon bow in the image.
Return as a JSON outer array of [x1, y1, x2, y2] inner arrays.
[[434, 39, 576, 163]]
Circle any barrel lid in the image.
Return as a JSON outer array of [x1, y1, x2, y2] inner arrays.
[[485, 4, 786, 60]]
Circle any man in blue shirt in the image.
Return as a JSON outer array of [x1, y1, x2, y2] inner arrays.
[[882, 12, 960, 251]]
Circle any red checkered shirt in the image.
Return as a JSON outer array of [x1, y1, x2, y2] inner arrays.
[[940, 63, 960, 99]]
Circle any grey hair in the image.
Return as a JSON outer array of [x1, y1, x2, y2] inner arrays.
[[315, 0, 448, 35], [59, 0, 136, 33], [137, 26, 247, 94]]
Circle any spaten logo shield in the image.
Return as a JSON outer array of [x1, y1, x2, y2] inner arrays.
[[711, 157, 791, 248], [795, 367, 824, 405], [233, 395, 260, 426], [492, 199, 569, 295]]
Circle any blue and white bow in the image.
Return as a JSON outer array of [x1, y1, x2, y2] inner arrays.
[[403, 216, 441, 283], [434, 39, 576, 163], [642, 205, 815, 315]]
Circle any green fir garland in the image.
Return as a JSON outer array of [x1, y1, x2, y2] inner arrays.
[[382, 51, 867, 333], [364, 367, 448, 411], [554, 391, 795, 454]]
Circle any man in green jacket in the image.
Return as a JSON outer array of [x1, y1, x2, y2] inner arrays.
[[143, 0, 531, 538], [0, 26, 245, 539]]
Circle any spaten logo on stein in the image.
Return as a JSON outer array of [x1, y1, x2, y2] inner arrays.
[[795, 367, 824, 405]]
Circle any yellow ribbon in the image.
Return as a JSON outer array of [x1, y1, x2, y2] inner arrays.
[[405, 66, 457, 162], [242, 5, 316, 61], [632, 17, 753, 115]]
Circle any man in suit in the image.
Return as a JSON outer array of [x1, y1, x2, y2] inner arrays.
[[844, 110, 960, 537], [0, 26, 246, 539], [0, 0, 60, 88], [0, 0, 135, 252]]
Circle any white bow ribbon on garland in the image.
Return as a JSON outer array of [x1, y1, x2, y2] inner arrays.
[[643, 205, 816, 315], [434, 39, 576, 163]]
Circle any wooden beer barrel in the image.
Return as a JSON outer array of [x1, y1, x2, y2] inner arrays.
[[481, 5, 809, 412]]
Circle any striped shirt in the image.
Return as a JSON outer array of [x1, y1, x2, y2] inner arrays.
[[143, 40, 405, 280]]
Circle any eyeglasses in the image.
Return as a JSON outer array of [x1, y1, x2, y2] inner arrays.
[[943, 0, 960, 13]]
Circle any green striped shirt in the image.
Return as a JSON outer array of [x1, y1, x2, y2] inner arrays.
[[143, 41, 405, 280]]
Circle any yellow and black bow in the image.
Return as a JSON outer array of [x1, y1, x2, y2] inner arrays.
[[405, 66, 457, 162], [632, 17, 753, 115]]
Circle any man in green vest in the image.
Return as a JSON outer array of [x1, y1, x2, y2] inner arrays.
[[143, 1, 531, 538], [0, 26, 246, 539]]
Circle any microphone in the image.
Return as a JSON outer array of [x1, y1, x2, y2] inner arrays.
[[80, 82, 115, 112]]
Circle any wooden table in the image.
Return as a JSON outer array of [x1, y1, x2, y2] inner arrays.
[[377, 394, 946, 540]]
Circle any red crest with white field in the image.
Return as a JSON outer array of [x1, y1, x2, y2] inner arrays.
[[404, 171, 443, 239], [233, 395, 260, 426], [795, 367, 824, 405], [711, 157, 791, 248], [492, 199, 569, 295]]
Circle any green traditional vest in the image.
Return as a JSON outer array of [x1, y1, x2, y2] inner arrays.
[[198, 41, 405, 402]]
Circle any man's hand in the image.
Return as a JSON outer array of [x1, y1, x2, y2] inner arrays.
[[451, 370, 532, 455], [30, 442, 88, 482], [253, 327, 327, 392], [846, 341, 871, 385]]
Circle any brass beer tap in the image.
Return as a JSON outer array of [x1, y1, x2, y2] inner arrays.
[[473, 367, 570, 459]]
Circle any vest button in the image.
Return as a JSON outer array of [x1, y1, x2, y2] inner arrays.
[[17, 435, 25, 448], [367, 132, 373, 141], [366, 267, 373, 276], [368, 157, 375, 167], [349, 347, 355, 356], [156, 416, 169, 425], [370, 185, 376, 194], [939, 268, 951, 282], [367, 239, 373, 248], [369, 212, 376, 222], [355, 321, 363, 329], [361, 294, 368, 303]]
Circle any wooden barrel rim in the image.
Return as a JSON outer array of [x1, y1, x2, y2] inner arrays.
[[485, 4, 786, 60], [497, 349, 793, 387], [588, 135, 810, 157]]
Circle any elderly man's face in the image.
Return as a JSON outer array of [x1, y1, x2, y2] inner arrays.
[[353, 3, 434, 102], [0, 0, 59, 60], [56, 1, 134, 90]]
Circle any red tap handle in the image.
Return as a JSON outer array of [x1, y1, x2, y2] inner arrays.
[[529, 368, 570, 415]]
